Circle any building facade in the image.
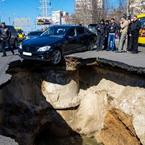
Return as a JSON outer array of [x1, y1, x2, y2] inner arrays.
[[129, 0, 145, 14], [52, 11, 69, 24], [75, 0, 104, 25]]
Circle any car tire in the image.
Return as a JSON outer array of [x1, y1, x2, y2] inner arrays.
[[51, 49, 62, 65]]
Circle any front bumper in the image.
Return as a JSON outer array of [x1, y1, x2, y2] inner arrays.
[[19, 51, 52, 62]]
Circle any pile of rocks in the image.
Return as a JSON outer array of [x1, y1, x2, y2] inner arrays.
[[0, 135, 19, 145]]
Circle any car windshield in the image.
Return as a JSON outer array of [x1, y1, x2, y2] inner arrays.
[[28, 31, 43, 36], [41, 26, 69, 36]]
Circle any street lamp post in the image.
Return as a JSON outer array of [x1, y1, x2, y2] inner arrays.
[[127, 0, 130, 17]]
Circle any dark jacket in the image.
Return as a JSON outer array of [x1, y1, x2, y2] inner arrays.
[[104, 24, 110, 37], [130, 20, 141, 36], [128, 22, 132, 35], [109, 22, 119, 33], [0, 27, 11, 41], [96, 23, 105, 35]]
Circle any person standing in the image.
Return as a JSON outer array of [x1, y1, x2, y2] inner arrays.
[[128, 15, 141, 53], [107, 18, 119, 51], [118, 16, 129, 52], [104, 20, 110, 50], [0, 22, 14, 57], [127, 18, 133, 51], [96, 19, 105, 50]]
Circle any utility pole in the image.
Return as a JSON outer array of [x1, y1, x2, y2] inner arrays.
[[40, 0, 52, 17], [127, 0, 130, 17]]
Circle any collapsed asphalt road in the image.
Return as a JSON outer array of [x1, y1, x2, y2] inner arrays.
[[0, 51, 21, 85], [1, 46, 145, 87], [0, 47, 145, 145]]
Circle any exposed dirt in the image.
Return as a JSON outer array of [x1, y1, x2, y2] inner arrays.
[[0, 60, 144, 145]]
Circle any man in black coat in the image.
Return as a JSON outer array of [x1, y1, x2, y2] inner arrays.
[[128, 15, 141, 53], [96, 19, 105, 50], [127, 18, 133, 51], [104, 20, 110, 50], [0, 22, 14, 56]]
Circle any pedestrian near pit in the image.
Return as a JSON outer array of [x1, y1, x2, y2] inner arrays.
[[127, 15, 141, 53], [0, 22, 14, 57], [127, 17, 133, 51], [118, 16, 130, 52], [107, 18, 119, 51], [104, 20, 110, 50], [96, 19, 105, 51]]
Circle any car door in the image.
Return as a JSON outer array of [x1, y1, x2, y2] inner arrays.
[[83, 27, 96, 49], [63, 27, 80, 54], [76, 27, 87, 51]]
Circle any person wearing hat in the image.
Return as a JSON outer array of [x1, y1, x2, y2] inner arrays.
[[128, 15, 141, 53], [0, 22, 14, 56], [96, 19, 105, 50], [104, 20, 110, 50], [118, 16, 130, 52], [127, 17, 134, 51]]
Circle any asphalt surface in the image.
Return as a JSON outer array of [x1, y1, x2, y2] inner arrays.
[[0, 47, 145, 85], [68, 47, 145, 68], [0, 50, 21, 85]]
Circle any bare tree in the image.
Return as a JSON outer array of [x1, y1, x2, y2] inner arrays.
[[66, 14, 80, 24], [129, 0, 145, 14], [75, 0, 104, 25]]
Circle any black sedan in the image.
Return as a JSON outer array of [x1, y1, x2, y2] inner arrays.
[[19, 25, 96, 64]]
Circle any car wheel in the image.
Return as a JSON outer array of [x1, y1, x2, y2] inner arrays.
[[51, 49, 62, 65]]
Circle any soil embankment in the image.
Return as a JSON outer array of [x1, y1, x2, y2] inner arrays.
[[0, 60, 144, 145]]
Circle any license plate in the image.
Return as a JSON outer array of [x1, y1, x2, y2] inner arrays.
[[23, 52, 32, 56]]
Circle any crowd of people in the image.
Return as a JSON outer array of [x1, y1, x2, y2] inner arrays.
[[96, 15, 141, 54], [0, 15, 142, 57]]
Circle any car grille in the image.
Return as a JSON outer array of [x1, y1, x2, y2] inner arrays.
[[23, 46, 38, 53]]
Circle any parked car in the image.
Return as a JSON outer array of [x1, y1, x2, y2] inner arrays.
[[19, 25, 97, 64], [26, 31, 44, 39]]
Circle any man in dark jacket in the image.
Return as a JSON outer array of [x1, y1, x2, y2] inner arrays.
[[128, 15, 141, 53], [127, 18, 133, 51], [104, 20, 110, 50], [0, 22, 14, 56], [96, 19, 105, 50], [107, 18, 119, 51]]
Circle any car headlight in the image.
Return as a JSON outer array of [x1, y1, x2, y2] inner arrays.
[[26, 36, 29, 39], [37, 46, 51, 52]]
